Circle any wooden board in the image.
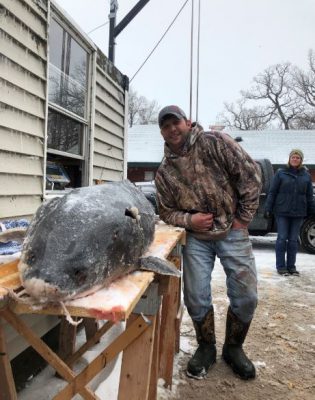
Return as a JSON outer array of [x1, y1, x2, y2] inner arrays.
[[0, 224, 185, 322], [0, 260, 20, 299]]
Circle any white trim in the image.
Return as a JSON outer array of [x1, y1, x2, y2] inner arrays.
[[89, 51, 97, 185], [51, 0, 97, 51], [123, 88, 129, 179], [48, 103, 88, 124], [42, 0, 51, 201], [46, 148, 85, 160]]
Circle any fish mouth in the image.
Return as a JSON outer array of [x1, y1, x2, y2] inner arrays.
[[22, 277, 66, 303]]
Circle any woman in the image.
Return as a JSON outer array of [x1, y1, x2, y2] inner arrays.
[[265, 149, 315, 276]]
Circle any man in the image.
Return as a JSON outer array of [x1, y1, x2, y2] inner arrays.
[[155, 105, 262, 380]]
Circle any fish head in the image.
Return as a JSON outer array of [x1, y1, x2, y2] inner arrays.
[[18, 209, 104, 302]]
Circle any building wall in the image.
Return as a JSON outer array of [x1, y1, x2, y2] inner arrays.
[[128, 166, 159, 182], [0, 0, 48, 219], [92, 51, 127, 183]]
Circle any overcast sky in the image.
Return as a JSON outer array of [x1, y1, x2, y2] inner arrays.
[[56, 0, 315, 127]]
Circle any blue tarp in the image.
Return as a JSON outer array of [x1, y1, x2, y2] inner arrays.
[[0, 219, 29, 255]]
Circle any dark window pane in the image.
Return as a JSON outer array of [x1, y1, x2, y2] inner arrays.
[[47, 109, 84, 155], [48, 65, 87, 117], [49, 19, 64, 71], [69, 37, 88, 87]]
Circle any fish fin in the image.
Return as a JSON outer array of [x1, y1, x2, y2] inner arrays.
[[140, 256, 181, 277]]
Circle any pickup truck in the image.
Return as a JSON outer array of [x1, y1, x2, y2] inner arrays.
[[135, 159, 315, 254]]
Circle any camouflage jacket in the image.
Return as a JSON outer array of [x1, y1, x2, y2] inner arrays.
[[155, 126, 262, 240]]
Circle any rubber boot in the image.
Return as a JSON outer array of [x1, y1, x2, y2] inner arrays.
[[186, 306, 216, 379], [222, 307, 256, 380]]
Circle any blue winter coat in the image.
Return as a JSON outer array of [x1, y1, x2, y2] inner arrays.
[[265, 167, 315, 217]]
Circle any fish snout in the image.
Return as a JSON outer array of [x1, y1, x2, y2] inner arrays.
[[22, 277, 63, 303]]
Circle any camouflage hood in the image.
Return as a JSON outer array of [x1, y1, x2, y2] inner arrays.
[[155, 126, 262, 240]]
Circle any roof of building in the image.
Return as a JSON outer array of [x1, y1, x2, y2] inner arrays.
[[128, 125, 315, 165], [128, 124, 164, 163]]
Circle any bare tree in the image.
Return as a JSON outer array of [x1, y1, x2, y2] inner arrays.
[[128, 87, 159, 127], [218, 99, 273, 130], [293, 49, 315, 107], [291, 49, 315, 128], [242, 63, 304, 129]]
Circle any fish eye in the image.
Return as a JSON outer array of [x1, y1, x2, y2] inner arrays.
[[125, 208, 136, 219], [73, 268, 87, 285]]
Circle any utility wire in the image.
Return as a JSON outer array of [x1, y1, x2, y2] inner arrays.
[[195, 0, 201, 122], [87, 20, 109, 35], [130, 0, 190, 83], [189, 0, 194, 119]]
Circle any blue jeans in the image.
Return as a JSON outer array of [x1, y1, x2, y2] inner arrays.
[[183, 229, 257, 324], [275, 216, 304, 270]]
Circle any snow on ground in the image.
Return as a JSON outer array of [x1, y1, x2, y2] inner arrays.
[[18, 235, 315, 399]]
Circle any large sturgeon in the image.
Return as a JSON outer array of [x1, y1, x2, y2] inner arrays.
[[18, 180, 180, 303]]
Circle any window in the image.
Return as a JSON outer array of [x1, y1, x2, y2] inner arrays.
[[47, 16, 90, 190], [48, 18, 88, 117], [144, 171, 154, 181], [47, 109, 83, 155]]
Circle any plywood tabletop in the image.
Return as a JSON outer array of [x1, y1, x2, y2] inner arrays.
[[0, 223, 185, 321]]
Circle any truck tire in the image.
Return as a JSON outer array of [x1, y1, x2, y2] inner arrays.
[[255, 159, 274, 194], [300, 216, 315, 254]]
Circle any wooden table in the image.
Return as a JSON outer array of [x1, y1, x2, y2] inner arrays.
[[0, 222, 185, 400]]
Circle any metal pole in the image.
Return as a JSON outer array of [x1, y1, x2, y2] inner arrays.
[[108, 0, 118, 63]]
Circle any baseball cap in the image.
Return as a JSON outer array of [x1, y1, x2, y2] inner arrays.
[[158, 105, 187, 128]]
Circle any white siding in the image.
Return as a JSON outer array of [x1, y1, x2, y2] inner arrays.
[[92, 59, 127, 183], [0, 0, 58, 363], [0, 0, 48, 220]]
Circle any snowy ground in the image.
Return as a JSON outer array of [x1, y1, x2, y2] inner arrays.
[[18, 235, 315, 400]]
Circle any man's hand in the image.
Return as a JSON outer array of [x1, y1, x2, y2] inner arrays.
[[190, 212, 214, 231], [231, 218, 248, 230]]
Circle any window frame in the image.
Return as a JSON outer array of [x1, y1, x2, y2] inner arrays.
[[46, 8, 95, 192]]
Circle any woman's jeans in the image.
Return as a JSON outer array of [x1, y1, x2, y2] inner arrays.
[[183, 229, 257, 324], [275, 216, 304, 270]]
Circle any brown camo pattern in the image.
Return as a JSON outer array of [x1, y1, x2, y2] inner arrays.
[[224, 306, 251, 345], [155, 126, 262, 240]]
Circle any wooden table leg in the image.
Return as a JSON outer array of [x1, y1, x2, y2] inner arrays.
[[0, 318, 17, 400], [53, 314, 152, 400], [0, 309, 98, 400], [57, 316, 78, 370], [149, 305, 162, 400], [158, 255, 181, 389], [65, 321, 114, 367], [118, 313, 157, 400], [83, 318, 99, 341]]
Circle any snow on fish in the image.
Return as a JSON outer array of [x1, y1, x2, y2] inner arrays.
[[18, 180, 180, 303]]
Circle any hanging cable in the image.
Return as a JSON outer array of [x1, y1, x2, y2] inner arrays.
[[87, 21, 109, 35], [87, 0, 111, 34], [189, 0, 194, 120], [195, 0, 201, 122], [130, 0, 190, 83]]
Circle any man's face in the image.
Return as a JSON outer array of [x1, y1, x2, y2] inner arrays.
[[160, 117, 191, 153]]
